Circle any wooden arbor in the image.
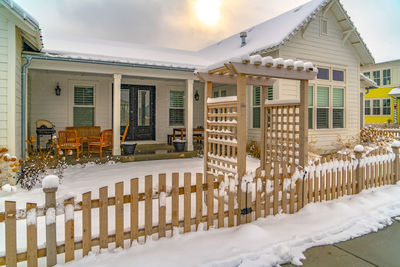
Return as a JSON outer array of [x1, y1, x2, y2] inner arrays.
[[198, 55, 318, 181]]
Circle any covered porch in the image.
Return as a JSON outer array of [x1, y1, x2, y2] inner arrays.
[[23, 53, 210, 158]]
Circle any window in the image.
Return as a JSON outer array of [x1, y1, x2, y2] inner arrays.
[[73, 86, 94, 126], [373, 70, 380, 86], [169, 91, 184, 126], [373, 99, 380, 115], [332, 88, 344, 128], [383, 99, 391, 115], [320, 18, 328, 35], [213, 89, 227, 98], [317, 67, 329, 80], [316, 86, 329, 129], [363, 72, 370, 78], [365, 100, 371, 115], [220, 90, 227, 97], [333, 70, 344, 82], [252, 86, 273, 128], [308, 85, 314, 129], [383, 69, 391, 85], [213, 91, 219, 98], [252, 86, 261, 128]]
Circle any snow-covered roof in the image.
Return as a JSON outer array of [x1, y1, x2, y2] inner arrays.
[[388, 87, 400, 97], [42, 37, 212, 70], [0, 0, 39, 28], [360, 73, 377, 88], [199, 0, 374, 65]]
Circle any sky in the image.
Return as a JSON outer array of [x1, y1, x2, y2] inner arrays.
[[12, 0, 400, 63]]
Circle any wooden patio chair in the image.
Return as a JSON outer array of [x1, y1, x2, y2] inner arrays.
[[121, 122, 130, 143], [57, 130, 83, 159], [88, 129, 113, 158]]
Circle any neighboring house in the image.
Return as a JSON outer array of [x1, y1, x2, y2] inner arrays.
[[0, 0, 41, 157], [362, 59, 400, 125], [1, 0, 378, 157]]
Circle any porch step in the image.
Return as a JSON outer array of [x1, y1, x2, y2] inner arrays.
[[119, 150, 199, 162]]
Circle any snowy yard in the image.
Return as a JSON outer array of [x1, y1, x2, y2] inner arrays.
[[61, 184, 400, 266], [1, 156, 400, 266], [0, 157, 259, 211]]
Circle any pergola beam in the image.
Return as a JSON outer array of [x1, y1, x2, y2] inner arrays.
[[230, 62, 317, 80], [197, 72, 276, 86]]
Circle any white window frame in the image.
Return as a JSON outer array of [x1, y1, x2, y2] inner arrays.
[[72, 84, 96, 126], [364, 99, 371, 116], [169, 90, 185, 126], [320, 17, 328, 35], [382, 98, 391, 115], [383, 69, 391, 86], [366, 98, 391, 116], [309, 67, 346, 130]]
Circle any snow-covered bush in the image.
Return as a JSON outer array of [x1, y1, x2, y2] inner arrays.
[[0, 147, 21, 187]]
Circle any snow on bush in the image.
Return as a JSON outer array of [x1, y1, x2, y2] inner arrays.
[[391, 140, 400, 148], [42, 175, 59, 190], [1, 183, 17, 192], [354, 144, 364, 152]]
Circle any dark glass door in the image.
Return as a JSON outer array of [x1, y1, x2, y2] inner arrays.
[[120, 84, 156, 141]]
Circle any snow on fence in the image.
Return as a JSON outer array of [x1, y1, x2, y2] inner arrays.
[[0, 147, 399, 266]]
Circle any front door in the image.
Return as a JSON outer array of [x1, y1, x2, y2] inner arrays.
[[120, 84, 156, 141]]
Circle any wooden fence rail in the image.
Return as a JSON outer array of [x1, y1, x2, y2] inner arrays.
[[1, 147, 399, 266]]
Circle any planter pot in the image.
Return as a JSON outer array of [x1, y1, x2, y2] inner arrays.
[[173, 141, 186, 152], [122, 143, 136, 155]]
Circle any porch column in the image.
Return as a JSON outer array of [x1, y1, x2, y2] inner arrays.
[[186, 79, 194, 151], [113, 74, 122, 156]]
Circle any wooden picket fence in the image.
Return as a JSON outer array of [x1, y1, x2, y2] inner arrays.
[[1, 148, 399, 266]]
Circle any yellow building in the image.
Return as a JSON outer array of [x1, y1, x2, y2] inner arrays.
[[362, 59, 400, 125]]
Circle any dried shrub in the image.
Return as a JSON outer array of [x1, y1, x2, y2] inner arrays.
[[0, 147, 20, 186], [246, 141, 261, 159], [18, 136, 67, 190]]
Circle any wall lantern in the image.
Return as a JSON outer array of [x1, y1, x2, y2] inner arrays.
[[55, 83, 61, 96], [194, 90, 200, 101]]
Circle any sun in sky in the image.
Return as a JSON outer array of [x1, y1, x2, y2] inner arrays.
[[194, 0, 222, 26]]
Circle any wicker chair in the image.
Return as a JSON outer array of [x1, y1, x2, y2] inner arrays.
[[88, 129, 113, 158], [57, 130, 83, 159]]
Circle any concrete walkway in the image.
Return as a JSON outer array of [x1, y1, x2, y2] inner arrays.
[[285, 219, 400, 267]]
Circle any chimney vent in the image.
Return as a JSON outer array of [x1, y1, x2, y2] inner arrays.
[[240, 31, 247, 47]]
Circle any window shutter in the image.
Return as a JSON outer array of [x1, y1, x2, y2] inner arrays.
[[73, 107, 94, 126], [316, 108, 329, 129], [267, 86, 273, 100], [169, 109, 184, 126], [74, 86, 94, 105], [253, 86, 260, 106], [308, 108, 313, 129], [253, 107, 260, 128], [317, 86, 329, 107], [308, 86, 313, 106], [332, 109, 344, 128], [333, 88, 344, 107], [170, 91, 184, 108]]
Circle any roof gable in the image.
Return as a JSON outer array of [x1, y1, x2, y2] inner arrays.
[[199, 0, 374, 65]]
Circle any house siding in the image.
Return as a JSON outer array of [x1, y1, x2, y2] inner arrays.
[[0, 11, 8, 149], [29, 70, 203, 146], [248, 9, 362, 152], [15, 28, 22, 156]]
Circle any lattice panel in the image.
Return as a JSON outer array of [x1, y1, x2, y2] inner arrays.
[[206, 101, 238, 176], [264, 104, 300, 165]]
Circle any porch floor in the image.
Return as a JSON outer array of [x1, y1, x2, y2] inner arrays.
[[64, 143, 202, 164]]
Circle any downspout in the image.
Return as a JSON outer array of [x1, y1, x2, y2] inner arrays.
[[21, 55, 32, 159]]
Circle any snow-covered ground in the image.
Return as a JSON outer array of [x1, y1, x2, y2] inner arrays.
[[62, 184, 400, 267], [1, 157, 400, 266], [0, 156, 259, 211]]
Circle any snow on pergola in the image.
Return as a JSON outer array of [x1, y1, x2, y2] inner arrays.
[[197, 54, 318, 181]]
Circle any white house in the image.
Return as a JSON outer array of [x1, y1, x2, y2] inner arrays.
[[1, 0, 377, 157]]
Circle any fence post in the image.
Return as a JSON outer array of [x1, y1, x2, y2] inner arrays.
[[354, 145, 364, 194], [42, 175, 59, 267], [391, 141, 400, 184]]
